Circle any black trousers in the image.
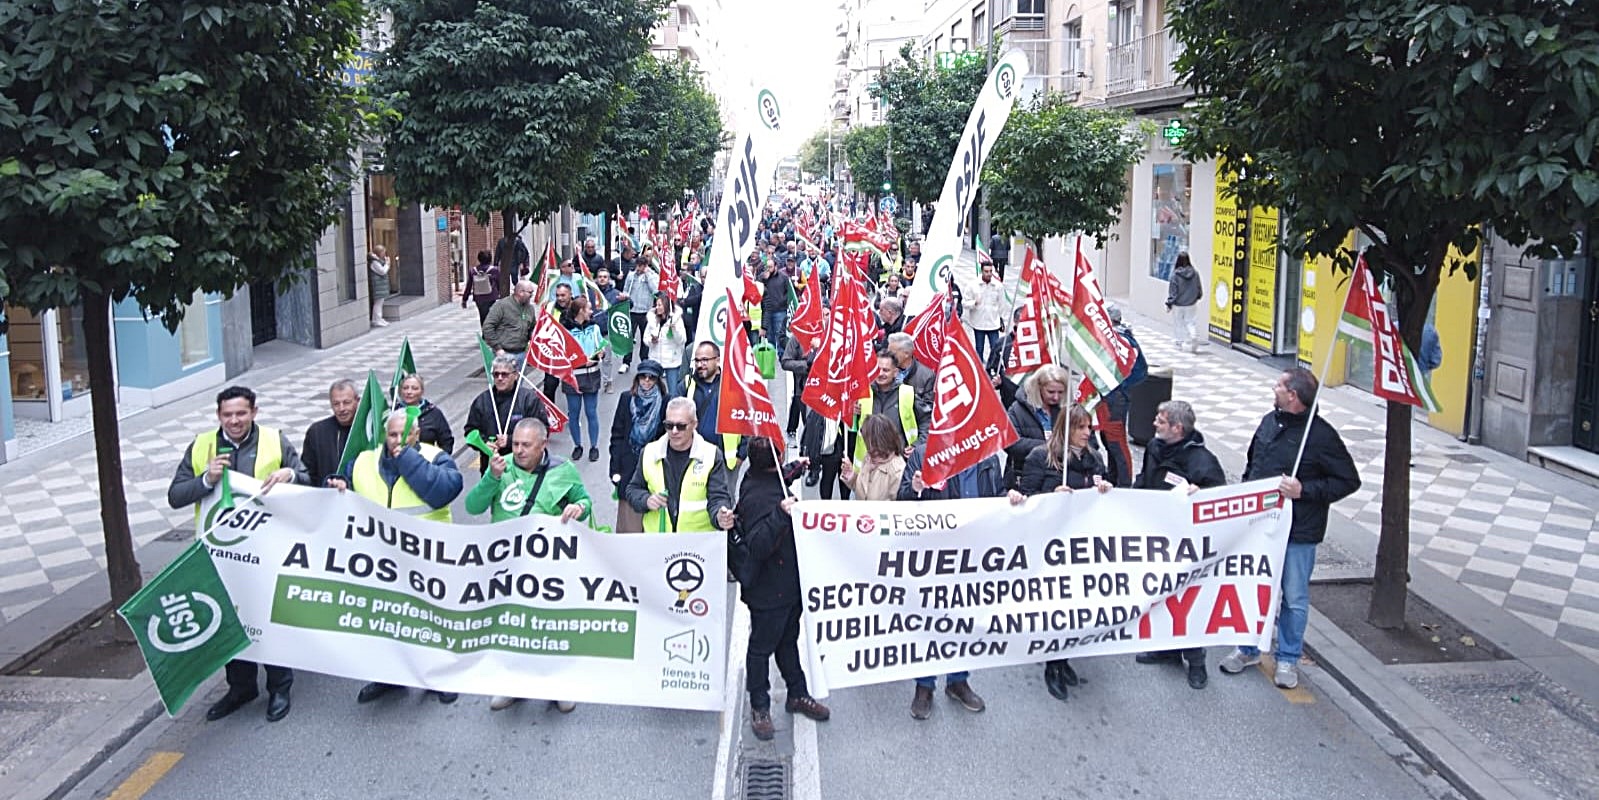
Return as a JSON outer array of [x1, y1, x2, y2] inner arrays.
[[746, 603, 807, 711], [542, 373, 560, 402], [225, 659, 292, 695], [786, 375, 805, 434], [629, 312, 650, 363], [817, 449, 850, 500]]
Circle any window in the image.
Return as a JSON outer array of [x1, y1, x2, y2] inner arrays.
[[1149, 163, 1192, 280], [1063, 19, 1084, 75], [972, 6, 986, 43], [176, 290, 210, 367], [1017, 0, 1046, 14], [336, 192, 356, 303], [951, 22, 961, 46], [1109, 0, 1138, 46]]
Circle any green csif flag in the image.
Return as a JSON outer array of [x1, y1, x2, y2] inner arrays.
[[118, 541, 251, 715], [478, 334, 496, 377], [389, 336, 416, 404], [605, 298, 633, 353], [338, 370, 387, 474]]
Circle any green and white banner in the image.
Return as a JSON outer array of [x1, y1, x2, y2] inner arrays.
[[904, 49, 1030, 317], [196, 476, 727, 711], [118, 541, 252, 715]]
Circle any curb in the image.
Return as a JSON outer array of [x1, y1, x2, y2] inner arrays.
[[1304, 607, 1555, 800], [2, 677, 164, 800]]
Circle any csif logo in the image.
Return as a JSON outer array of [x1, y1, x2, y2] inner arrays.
[[757, 89, 782, 130], [995, 63, 1018, 99], [928, 253, 954, 291], [147, 591, 225, 653], [707, 294, 729, 346], [1193, 489, 1283, 524], [203, 492, 268, 547]]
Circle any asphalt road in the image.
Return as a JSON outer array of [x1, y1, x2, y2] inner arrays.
[[61, 350, 1462, 800]]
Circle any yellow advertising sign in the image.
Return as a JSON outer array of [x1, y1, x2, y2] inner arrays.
[[1209, 170, 1245, 341], [1244, 206, 1279, 350]]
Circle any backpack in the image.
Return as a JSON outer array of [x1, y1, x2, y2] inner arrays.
[[471, 267, 494, 296]]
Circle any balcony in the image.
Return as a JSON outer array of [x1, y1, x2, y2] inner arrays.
[[1106, 26, 1192, 109]]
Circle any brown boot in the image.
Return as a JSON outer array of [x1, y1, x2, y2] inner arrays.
[[945, 680, 986, 712], [750, 708, 775, 741], [910, 685, 934, 720], [785, 694, 831, 721]]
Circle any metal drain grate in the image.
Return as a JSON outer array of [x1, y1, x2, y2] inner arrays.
[[742, 758, 790, 800]]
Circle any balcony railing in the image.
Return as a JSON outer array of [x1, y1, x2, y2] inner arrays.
[[1107, 26, 1183, 97]]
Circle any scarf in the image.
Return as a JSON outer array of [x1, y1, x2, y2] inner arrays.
[[629, 385, 663, 450]]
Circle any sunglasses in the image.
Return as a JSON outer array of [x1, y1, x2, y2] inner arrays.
[[492, 371, 515, 378], [664, 422, 692, 431]]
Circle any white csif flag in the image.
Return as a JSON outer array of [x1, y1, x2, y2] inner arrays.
[[903, 50, 1030, 317]]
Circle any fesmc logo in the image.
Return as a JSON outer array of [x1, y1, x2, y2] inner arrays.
[[1193, 488, 1283, 524], [995, 63, 1018, 100], [203, 493, 270, 547], [665, 553, 708, 616], [757, 89, 781, 130], [147, 590, 226, 653], [927, 253, 954, 292]]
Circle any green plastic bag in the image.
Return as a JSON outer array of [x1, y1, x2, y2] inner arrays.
[[753, 341, 778, 380]]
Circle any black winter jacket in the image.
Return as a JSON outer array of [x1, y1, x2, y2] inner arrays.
[[1244, 409, 1360, 543], [1133, 430, 1227, 491], [898, 444, 1004, 500], [736, 465, 806, 609], [463, 387, 549, 471], [1003, 398, 1054, 490], [1019, 444, 1107, 495]]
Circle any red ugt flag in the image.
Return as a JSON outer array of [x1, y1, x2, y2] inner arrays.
[[1006, 299, 1052, 375], [788, 266, 826, 354], [658, 263, 680, 307], [533, 387, 569, 434], [919, 312, 1018, 487], [717, 290, 783, 449], [904, 292, 948, 370], [525, 307, 588, 389], [802, 270, 873, 421]]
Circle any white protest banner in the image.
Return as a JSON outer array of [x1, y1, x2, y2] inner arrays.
[[793, 479, 1289, 694], [199, 476, 726, 711], [903, 50, 1030, 317], [695, 86, 784, 348]]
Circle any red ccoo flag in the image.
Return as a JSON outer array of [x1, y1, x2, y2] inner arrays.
[[525, 306, 588, 389], [718, 289, 783, 449], [919, 311, 1018, 487], [1006, 299, 1052, 375]]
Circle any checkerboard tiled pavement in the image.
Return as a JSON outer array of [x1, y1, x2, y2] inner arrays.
[[1118, 306, 1599, 667], [0, 306, 484, 626]]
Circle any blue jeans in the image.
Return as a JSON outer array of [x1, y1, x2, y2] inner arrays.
[[565, 391, 600, 448], [662, 366, 683, 398], [973, 328, 1000, 364], [766, 310, 788, 351], [1241, 541, 1317, 664], [914, 671, 969, 689]]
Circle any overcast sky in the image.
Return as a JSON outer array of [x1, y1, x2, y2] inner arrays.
[[721, 0, 838, 155]]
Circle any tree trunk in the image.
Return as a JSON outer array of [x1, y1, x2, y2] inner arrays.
[[82, 289, 142, 639], [499, 209, 517, 294], [1368, 399, 1412, 628]]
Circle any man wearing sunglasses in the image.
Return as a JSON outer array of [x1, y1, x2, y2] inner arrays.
[[463, 353, 550, 475], [623, 397, 736, 533]]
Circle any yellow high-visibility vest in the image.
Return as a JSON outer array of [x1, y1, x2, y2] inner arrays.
[[639, 435, 718, 533], [351, 444, 452, 522]]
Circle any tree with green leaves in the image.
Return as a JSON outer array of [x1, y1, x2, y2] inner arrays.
[[1171, 0, 1599, 626], [374, 0, 662, 242], [569, 56, 674, 218], [644, 60, 722, 210], [0, 1, 370, 608], [842, 125, 889, 200], [798, 125, 841, 179], [984, 95, 1148, 247], [870, 42, 987, 205]]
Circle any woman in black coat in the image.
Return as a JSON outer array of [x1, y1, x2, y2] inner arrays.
[[397, 374, 454, 455], [608, 360, 665, 533], [1008, 404, 1109, 701]]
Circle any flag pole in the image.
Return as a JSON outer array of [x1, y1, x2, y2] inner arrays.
[[1289, 254, 1361, 478], [771, 437, 794, 502]]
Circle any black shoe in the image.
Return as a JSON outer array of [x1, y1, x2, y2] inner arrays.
[[572, 446, 583, 460], [356, 682, 400, 704], [1187, 662, 1208, 690], [434, 691, 459, 704], [266, 690, 291, 722], [588, 447, 600, 462], [1135, 651, 1181, 665], [1058, 659, 1079, 687], [804, 471, 820, 488], [205, 691, 257, 721], [1043, 663, 1069, 701]]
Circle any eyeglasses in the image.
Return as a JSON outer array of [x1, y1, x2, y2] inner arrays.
[[492, 372, 515, 378], [664, 422, 692, 431], [693, 357, 716, 363]]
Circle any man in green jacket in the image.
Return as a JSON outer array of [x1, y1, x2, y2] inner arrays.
[[463, 416, 591, 713]]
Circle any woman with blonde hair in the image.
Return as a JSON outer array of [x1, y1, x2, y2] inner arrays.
[[1008, 403, 1109, 701], [839, 414, 907, 502]]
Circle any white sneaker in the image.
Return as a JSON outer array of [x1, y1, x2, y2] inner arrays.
[[1218, 648, 1261, 674], [373, 318, 390, 327], [554, 700, 576, 713], [489, 696, 521, 711], [617, 363, 629, 373], [1274, 661, 1299, 689]]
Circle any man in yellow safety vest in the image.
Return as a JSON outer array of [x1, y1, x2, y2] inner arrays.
[[623, 397, 736, 533], [167, 385, 307, 723]]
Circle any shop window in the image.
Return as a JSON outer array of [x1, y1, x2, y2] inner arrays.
[[336, 193, 357, 303], [366, 172, 401, 295], [3, 304, 90, 401], [177, 290, 210, 367], [1150, 163, 1192, 280], [5, 305, 48, 401]]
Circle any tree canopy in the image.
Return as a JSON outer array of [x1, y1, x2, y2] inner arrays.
[[374, 0, 663, 223], [644, 60, 722, 209], [870, 42, 987, 204], [984, 95, 1147, 244], [1170, 0, 1599, 626], [798, 125, 840, 179], [842, 125, 889, 198]]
